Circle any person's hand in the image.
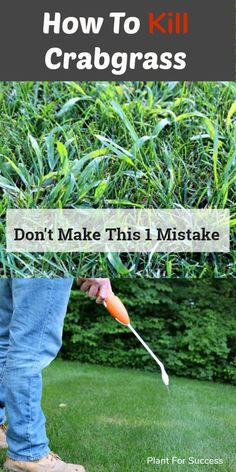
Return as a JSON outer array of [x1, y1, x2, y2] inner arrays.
[[77, 278, 112, 304]]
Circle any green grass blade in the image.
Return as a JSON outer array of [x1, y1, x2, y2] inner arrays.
[[111, 101, 138, 143], [213, 123, 219, 190], [226, 100, 236, 129]]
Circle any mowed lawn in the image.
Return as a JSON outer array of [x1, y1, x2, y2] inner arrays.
[[0, 360, 235, 472]]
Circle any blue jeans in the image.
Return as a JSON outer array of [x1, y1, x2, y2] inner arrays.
[[0, 278, 73, 461]]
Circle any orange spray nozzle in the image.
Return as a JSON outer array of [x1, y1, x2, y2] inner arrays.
[[104, 291, 130, 326]]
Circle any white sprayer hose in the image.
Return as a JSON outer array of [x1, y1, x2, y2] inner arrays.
[[128, 324, 169, 387]]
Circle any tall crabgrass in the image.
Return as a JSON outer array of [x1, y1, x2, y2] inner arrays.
[[0, 81, 235, 277]]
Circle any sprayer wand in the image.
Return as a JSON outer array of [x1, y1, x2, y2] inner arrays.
[[103, 291, 169, 387]]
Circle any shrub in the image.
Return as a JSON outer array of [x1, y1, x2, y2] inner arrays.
[[62, 279, 236, 384]]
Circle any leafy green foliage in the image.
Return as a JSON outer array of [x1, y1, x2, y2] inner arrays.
[[0, 81, 235, 277], [62, 279, 236, 384]]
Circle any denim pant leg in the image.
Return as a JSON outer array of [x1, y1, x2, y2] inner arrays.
[[0, 280, 13, 425], [4, 278, 73, 461]]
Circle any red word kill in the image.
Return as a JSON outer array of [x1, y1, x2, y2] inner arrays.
[[149, 12, 188, 34]]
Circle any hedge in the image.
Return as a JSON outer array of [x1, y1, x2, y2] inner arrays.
[[62, 279, 236, 384]]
